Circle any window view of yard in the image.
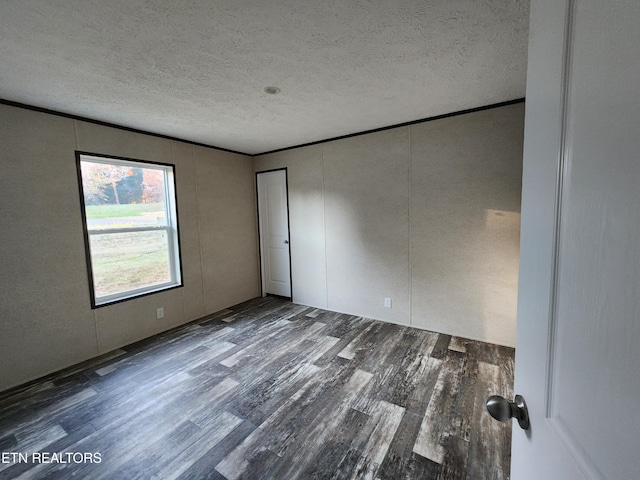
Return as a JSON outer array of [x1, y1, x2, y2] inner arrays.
[[79, 156, 181, 304], [85, 202, 166, 221], [87, 216, 171, 298]]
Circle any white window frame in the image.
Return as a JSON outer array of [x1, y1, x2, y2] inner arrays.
[[76, 152, 183, 308]]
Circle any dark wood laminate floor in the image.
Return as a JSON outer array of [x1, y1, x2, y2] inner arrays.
[[0, 297, 514, 480]]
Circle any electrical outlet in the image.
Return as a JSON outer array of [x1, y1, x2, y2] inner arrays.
[[156, 307, 164, 319], [384, 298, 392, 308]]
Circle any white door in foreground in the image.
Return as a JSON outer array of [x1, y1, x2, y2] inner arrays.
[[257, 170, 291, 298], [507, 0, 640, 478]]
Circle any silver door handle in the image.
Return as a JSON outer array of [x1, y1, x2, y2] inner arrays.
[[486, 394, 530, 430], [284, 240, 289, 244]]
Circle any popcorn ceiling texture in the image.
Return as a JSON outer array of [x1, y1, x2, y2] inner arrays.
[[0, 0, 529, 154]]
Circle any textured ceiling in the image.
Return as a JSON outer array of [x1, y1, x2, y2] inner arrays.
[[0, 0, 529, 155]]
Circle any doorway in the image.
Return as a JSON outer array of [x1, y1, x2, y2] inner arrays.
[[256, 169, 292, 298]]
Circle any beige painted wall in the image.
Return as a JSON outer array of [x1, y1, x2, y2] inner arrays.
[[256, 103, 524, 346], [0, 101, 522, 391], [0, 104, 260, 392]]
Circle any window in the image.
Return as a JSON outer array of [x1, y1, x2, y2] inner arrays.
[[76, 152, 182, 307]]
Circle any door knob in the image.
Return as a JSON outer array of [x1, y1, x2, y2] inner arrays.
[[284, 240, 289, 244], [486, 394, 530, 430]]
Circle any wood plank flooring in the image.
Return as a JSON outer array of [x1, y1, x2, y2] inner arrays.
[[0, 297, 515, 480]]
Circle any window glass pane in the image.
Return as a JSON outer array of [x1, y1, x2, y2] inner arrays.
[[89, 230, 171, 298], [80, 161, 167, 230], [77, 153, 182, 307]]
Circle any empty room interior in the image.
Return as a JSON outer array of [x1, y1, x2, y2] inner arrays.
[[0, 1, 530, 479]]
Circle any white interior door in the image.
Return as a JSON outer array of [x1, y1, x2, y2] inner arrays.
[[257, 170, 292, 298], [510, 0, 640, 478]]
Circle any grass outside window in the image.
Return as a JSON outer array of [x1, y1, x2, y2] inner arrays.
[[77, 152, 182, 307]]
